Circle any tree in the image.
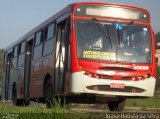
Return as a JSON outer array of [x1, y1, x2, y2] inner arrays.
[[155, 32, 160, 49], [0, 49, 3, 80], [155, 32, 160, 91]]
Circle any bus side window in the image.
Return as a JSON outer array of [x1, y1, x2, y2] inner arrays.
[[20, 42, 25, 54], [33, 30, 44, 60], [12, 46, 18, 68], [18, 42, 26, 66], [13, 46, 18, 58], [43, 23, 55, 56], [46, 23, 55, 40], [35, 31, 44, 46]]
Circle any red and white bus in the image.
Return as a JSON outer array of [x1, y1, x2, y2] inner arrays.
[[2, 2, 156, 111]]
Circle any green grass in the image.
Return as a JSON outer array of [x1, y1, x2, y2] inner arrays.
[[0, 101, 99, 119], [0, 93, 160, 118], [126, 92, 160, 110]]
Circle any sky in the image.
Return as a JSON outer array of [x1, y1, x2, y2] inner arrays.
[[0, 0, 159, 49]]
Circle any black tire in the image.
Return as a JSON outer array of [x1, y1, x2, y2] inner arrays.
[[57, 96, 66, 108], [44, 81, 54, 108], [23, 100, 30, 106], [12, 85, 30, 106], [108, 98, 126, 111], [12, 85, 22, 106]]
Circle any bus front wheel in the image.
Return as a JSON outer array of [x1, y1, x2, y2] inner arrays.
[[108, 98, 126, 111]]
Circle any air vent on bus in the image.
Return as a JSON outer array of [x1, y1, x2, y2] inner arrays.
[[86, 85, 145, 93], [99, 67, 134, 71]]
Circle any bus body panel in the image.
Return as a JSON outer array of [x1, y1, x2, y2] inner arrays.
[[29, 53, 55, 98], [70, 71, 156, 97]]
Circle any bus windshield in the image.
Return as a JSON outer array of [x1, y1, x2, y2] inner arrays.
[[76, 20, 151, 63]]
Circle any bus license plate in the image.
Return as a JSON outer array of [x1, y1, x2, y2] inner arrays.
[[110, 83, 125, 89]]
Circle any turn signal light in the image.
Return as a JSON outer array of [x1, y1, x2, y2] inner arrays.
[[132, 77, 136, 81], [136, 76, 143, 81], [85, 71, 90, 75], [144, 74, 150, 79], [92, 74, 96, 78], [85, 71, 100, 79]]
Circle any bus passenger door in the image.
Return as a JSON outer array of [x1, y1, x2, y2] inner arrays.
[[24, 39, 33, 98], [55, 19, 70, 94], [5, 53, 12, 99]]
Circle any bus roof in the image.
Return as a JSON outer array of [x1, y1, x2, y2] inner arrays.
[[4, 2, 150, 52]]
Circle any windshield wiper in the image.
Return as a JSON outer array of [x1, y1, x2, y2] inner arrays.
[[128, 20, 134, 25], [92, 18, 112, 49]]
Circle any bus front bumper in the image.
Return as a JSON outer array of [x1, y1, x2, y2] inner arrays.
[[69, 71, 156, 97]]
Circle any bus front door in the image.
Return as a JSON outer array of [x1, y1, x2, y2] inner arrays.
[[55, 19, 70, 94], [5, 53, 12, 99]]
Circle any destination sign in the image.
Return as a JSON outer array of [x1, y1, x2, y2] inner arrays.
[[75, 5, 149, 22]]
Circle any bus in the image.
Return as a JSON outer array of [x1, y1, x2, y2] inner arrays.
[[2, 2, 156, 111]]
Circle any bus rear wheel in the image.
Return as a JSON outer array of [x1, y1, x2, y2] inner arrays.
[[23, 100, 30, 106], [12, 85, 22, 106], [44, 81, 54, 108], [12, 85, 30, 106], [108, 98, 126, 111]]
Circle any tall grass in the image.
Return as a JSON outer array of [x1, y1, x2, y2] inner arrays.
[[1, 93, 160, 118], [0, 100, 92, 119]]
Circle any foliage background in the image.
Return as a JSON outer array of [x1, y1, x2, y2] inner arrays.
[[0, 49, 3, 80]]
